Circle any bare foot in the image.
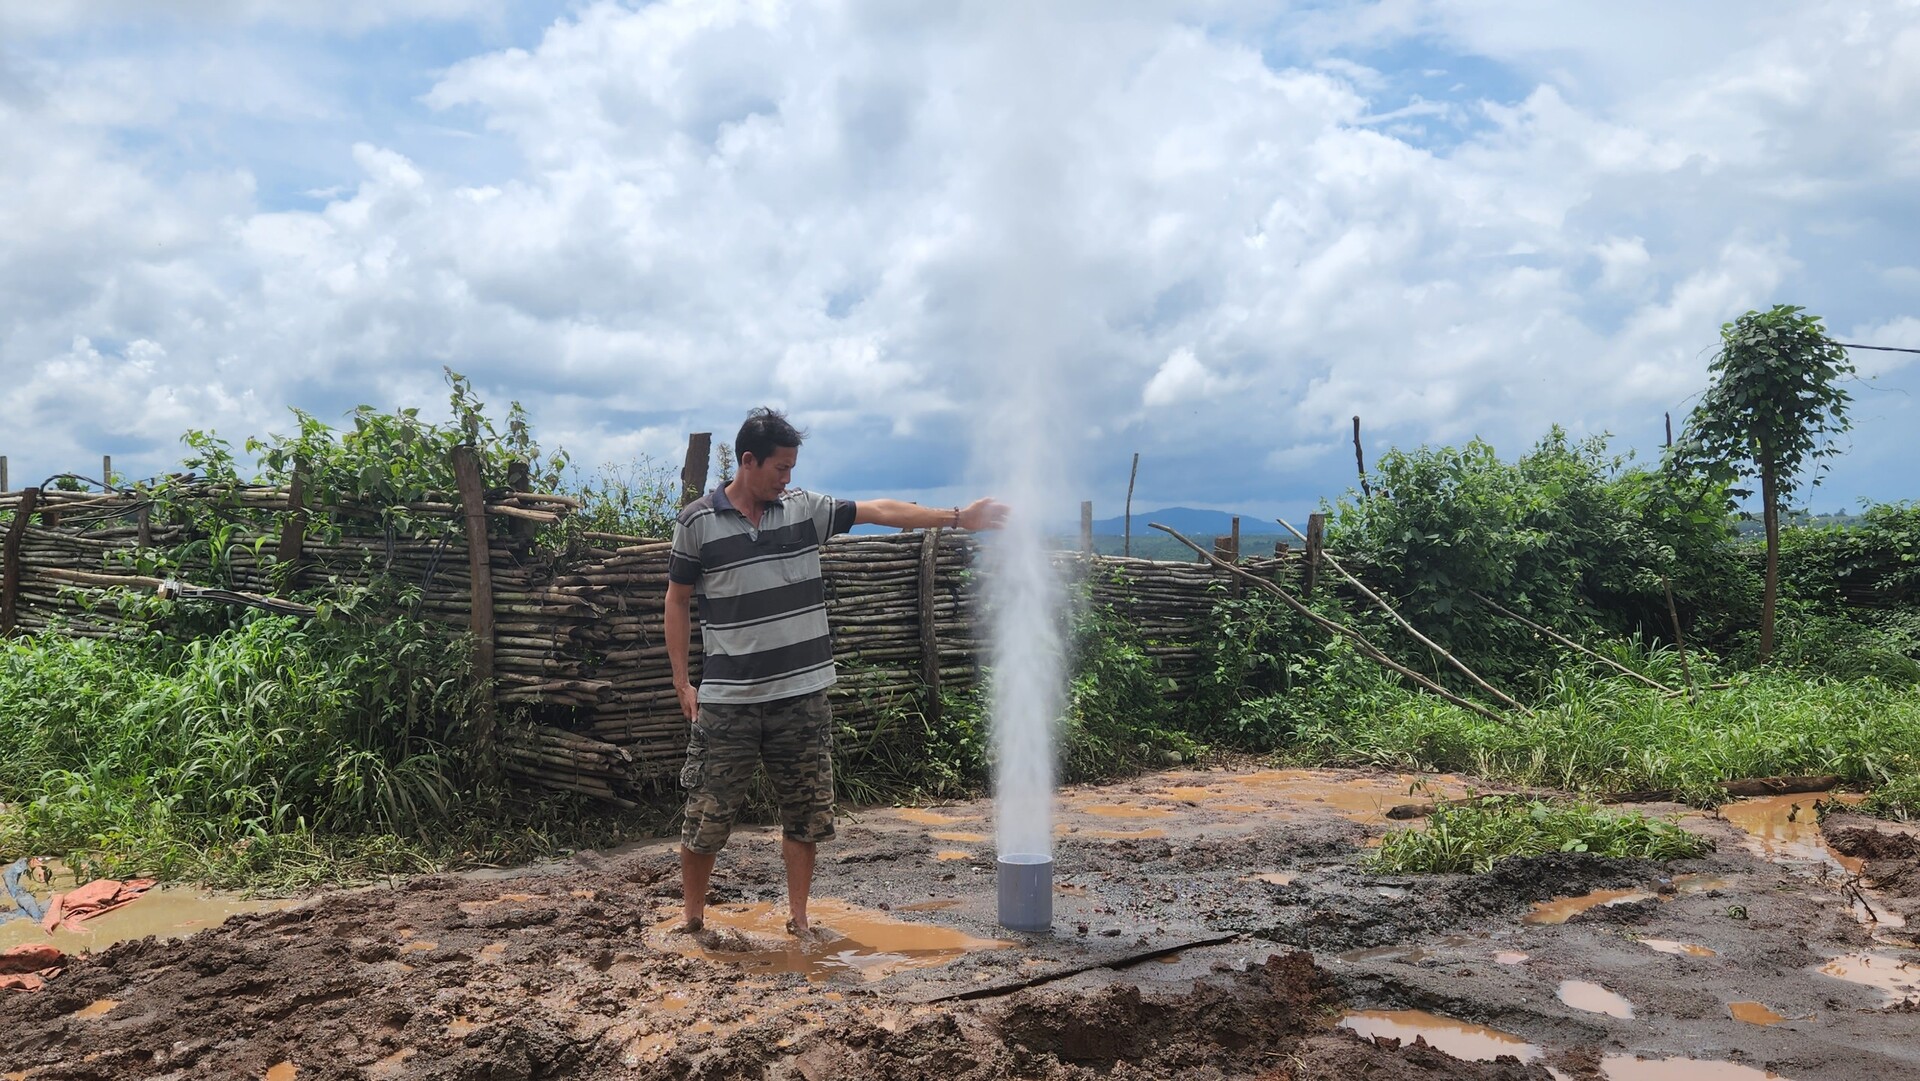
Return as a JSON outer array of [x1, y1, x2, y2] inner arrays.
[[670, 916, 705, 934]]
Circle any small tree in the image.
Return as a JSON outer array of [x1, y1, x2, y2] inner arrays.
[[1677, 305, 1854, 660]]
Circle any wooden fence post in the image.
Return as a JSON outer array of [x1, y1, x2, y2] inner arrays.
[[681, 432, 712, 508], [506, 459, 535, 545], [0, 456, 8, 493], [1352, 416, 1372, 499], [1304, 512, 1326, 596], [1, 488, 41, 638], [275, 463, 309, 586], [102, 455, 112, 491], [1080, 501, 1093, 555], [1123, 452, 1139, 558], [450, 446, 500, 782], [918, 529, 943, 732]]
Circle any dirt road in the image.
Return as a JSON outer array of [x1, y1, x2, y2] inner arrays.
[[4, 767, 1917, 1080]]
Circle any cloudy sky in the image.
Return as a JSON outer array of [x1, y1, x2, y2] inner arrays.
[[3, 0, 1917, 524]]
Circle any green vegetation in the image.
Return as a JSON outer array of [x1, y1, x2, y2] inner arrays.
[[1676, 305, 1855, 659], [0, 372, 682, 889], [1367, 795, 1710, 874], [7, 310, 1920, 887]]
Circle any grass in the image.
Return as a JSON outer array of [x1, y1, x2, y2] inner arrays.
[[1283, 657, 1920, 813], [1367, 795, 1712, 874]]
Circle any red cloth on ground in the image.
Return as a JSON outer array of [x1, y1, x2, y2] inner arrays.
[[40, 878, 158, 934], [0, 943, 67, 991]]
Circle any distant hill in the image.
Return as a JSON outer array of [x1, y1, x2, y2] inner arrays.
[[1089, 507, 1274, 537]]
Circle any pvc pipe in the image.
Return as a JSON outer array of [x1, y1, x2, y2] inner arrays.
[[997, 853, 1052, 932]]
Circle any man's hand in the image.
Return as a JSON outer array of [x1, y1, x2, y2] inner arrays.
[[676, 683, 699, 722], [959, 498, 1010, 531]]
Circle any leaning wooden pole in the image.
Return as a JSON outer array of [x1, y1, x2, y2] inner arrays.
[[918, 528, 944, 732], [1150, 523, 1514, 726], [1124, 452, 1139, 558], [450, 446, 500, 783], [1468, 591, 1674, 694], [0, 488, 41, 638], [1278, 517, 1529, 714], [1662, 576, 1698, 702]]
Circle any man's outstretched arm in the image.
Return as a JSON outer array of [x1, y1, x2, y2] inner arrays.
[[854, 497, 1009, 531]]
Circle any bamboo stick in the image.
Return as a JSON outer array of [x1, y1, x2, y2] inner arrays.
[[1277, 517, 1529, 715]]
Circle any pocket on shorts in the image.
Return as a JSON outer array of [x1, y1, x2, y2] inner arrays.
[[679, 721, 709, 791]]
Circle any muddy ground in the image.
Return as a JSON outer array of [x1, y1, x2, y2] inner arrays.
[[4, 767, 1918, 1081]]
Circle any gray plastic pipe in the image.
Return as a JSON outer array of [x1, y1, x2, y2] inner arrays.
[[997, 853, 1052, 932]]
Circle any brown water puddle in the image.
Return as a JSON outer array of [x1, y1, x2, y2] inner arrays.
[[447, 1017, 479, 1037], [1336, 1010, 1541, 1062], [1524, 886, 1651, 924], [1600, 1055, 1792, 1080], [1245, 872, 1296, 886], [1558, 979, 1634, 1018], [1078, 803, 1176, 819], [655, 899, 1009, 981], [1729, 1001, 1787, 1025], [896, 900, 961, 911], [930, 831, 988, 843], [1642, 939, 1716, 957], [1083, 828, 1168, 840], [1814, 951, 1920, 1002], [1493, 950, 1528, 965], [1523, 874, 1727, 925], [0, 880, 295, 954], [264, 1063, 297, 1081], [71, 998, 119, 1019], [1719, 794, 1867, 874], [1216, 769, 1466, 823], [1719, 795, 1910, 930], [892, 808, 979, 826], [1156, 786, 1217, 801], [932, 851, 973, 862]]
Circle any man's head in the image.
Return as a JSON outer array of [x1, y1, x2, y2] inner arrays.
[[735, 407, 804, 502]]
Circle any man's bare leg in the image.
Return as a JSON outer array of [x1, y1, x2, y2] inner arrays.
[[783, 837, 817, 935], [679, 846, 716, 931]]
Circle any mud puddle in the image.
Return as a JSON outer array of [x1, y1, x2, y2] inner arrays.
[[0, 875, 292, 954], [1814, 951, 1920, 1003], [1523, 874, 1727, 925], [1336, 1008, 1542, 1063], [653, 898, 1010, 981]]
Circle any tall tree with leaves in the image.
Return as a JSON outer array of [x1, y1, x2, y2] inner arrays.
[[1677, 305, 1854, 660]]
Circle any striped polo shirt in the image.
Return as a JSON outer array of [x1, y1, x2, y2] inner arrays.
[[668, 484, 858, 704]]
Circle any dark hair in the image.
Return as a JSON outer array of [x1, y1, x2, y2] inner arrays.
[[736, 407, 805, 464]]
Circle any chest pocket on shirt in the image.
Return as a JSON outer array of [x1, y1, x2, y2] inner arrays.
[[775, 540, 821, 584]]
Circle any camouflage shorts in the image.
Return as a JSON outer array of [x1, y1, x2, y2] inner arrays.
[[680, 690, 836, 854]]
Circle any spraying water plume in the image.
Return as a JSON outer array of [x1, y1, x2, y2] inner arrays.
[[957, 4, 1097, 932]]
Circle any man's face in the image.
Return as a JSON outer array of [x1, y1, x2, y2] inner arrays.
[[739, 445, 798, 502]]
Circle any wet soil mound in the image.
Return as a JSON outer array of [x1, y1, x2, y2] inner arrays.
[[1289, 1033, 1557, 1080], [1256, 853, 1668, 951], [1823, 813, 1920, 915]]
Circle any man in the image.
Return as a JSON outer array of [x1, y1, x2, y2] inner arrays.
[[666, 408, 1007, 936]]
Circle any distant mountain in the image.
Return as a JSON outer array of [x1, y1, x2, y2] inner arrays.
[[1088, 507, 1272, 537]]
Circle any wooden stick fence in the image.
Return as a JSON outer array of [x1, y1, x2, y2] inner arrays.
[[1, 471, 1255, 804]]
